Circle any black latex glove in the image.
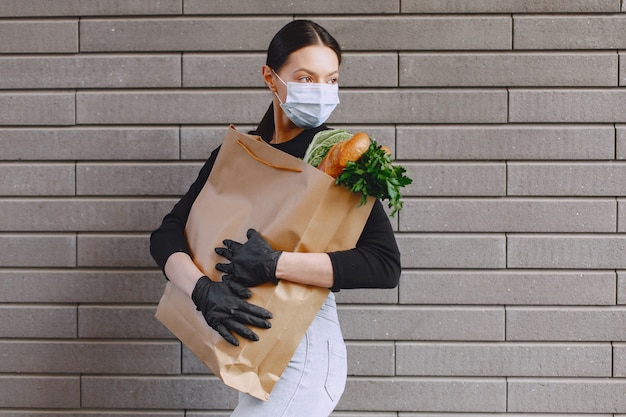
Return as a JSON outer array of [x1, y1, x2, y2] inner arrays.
[[215, 228, 282, 287], [191, 275, 273, 346]]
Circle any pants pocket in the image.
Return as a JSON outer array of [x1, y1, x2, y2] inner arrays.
[[324, 339, 347, 402]]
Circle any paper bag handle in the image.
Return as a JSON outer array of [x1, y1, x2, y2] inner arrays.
[[236, 139, 303, 173]]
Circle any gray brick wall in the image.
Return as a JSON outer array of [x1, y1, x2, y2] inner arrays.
[[1, 1, 625, 415]]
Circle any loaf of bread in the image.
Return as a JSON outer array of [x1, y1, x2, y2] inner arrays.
[[317, 132, 371, 178]]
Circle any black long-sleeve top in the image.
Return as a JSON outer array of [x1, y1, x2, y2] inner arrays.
[[149, 125, 401, 291]]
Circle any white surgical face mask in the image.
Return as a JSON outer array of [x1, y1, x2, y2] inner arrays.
[[272, 70, 339, 129]]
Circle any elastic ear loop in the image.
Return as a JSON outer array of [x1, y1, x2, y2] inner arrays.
[[271, 69, 286, 105]]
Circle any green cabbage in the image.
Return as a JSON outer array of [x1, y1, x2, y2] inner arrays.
[[303, 129, 352, 167]]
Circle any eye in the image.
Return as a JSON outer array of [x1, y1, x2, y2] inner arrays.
[[298, 75, 314, 83], [328, 77, 338, 84]]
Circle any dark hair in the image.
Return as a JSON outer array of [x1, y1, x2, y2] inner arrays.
[[255, 20, 342, 140]]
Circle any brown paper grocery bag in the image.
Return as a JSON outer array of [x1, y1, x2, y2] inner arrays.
[[155, 126, 374, 401]]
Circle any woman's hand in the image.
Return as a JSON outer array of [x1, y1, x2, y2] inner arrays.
[[215, 228, 282, 287], [191, 276, 273, 346]]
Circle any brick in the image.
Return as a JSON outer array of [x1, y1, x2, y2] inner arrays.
[[81, 376, 236, 409], [508, 378, 626, 413], [346, 342, 395, 376], [338, 306, 504, 341], [337, 377, 505, 412], [403, 163, 505, 196], [316, 16, 511, 50], [0, 127, 179, 161], [0, 55, 181, 89], [334, 287, 398, 304], [184, 0, 399, 14], [77, 234, 153, 267], [79, 306, 172, 339], [400, 53, 617, 87], [183, 52, 397, 88], [402, 0, 620, 13], [340, 53, 399, 87], [0, 341, 180, 374], [0, 234, 75, 267], [0, 20, 77, 53], [0, 199, 175, 232], [77, 91, 269, 125], [0, 376, 79, 408], [0, 270, 166, 303], [619, 271, 626, 304], [0, 0, 182, 16], [396, 342, 611, 377], [0, 305, 76, 338], [77, 163, 201, 196], [397, 125, 615, 160], [332, 90, 507, 124], [400, 198, 615, 233], [509, 163, 626, 196], [510, 89, 626, 123], [400, 270, 616, 305], [515, 16, 626, 50], [0, 163, 74, 196], [618, 125, 626, 159], [396, 234, 505, 268], [0, 93, 74, 126], [183, 53, 265, 88], [508, 235, 626, 269], [80, 18, 290, 52], [621, 52, 626, 86], [507, 307, 626, 341], [614, 343, 626, 376]]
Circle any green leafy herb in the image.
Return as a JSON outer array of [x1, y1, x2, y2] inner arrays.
[[336, 140, 412, 217]]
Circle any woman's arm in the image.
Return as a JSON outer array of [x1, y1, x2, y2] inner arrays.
[[275, 252, 334, 288], [327, 200, 401, 290], [163, 252, 205, 297], [221, 200, 400, 291], [150, 148, 220, 294], [275, 203, 400, 290]]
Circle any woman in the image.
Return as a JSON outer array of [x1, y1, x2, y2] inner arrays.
[[150, 20, 401, 417]]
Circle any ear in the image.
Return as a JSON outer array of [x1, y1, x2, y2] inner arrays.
[[262, 65, 277, 92]]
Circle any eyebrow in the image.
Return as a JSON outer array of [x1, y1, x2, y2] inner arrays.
[[291, 68, 339, 77]]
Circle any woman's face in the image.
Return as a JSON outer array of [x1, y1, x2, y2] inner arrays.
[[270, 44, 340, 102]]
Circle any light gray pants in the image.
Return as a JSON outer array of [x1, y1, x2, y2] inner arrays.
[[230, 292, 347, 417]]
